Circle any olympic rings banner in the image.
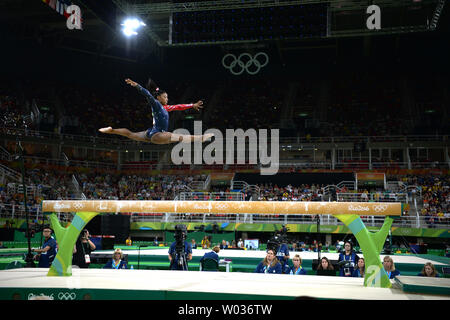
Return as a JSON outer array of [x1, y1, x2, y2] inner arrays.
[[222, 52, 269, 75]]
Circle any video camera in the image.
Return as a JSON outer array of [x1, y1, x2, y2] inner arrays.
[[174, 224, 187, 249], [267, 225, 289, 252], [172, 224, 188, 270]]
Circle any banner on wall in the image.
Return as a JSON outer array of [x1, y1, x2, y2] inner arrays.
[[356, 172, 386, 189], [127, 221, 450, 238]]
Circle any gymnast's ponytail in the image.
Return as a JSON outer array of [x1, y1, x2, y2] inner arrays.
[[146, 78, 166, 97]]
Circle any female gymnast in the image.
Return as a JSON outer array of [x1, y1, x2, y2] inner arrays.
[[99, 78, 213, 144]]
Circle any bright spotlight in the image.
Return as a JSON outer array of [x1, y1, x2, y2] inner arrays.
[[121, 18, 146, 37], [123, 28, 137, 37]]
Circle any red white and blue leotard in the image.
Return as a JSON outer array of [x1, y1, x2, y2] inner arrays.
[[135, 84, 193, 139]]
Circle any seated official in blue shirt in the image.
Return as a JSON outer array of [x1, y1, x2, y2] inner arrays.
[[103, 248, 127, 269], [200, 246, 220, 264], [288, 254, 307, 275], [220, 240, 228, 250], [255, 249, 282, 274], [383, 255, 400, 279], [417, 262, 440, 277], [32, 227, 57, 268], [316, 257, 336, 276], [352, 258, 365, 278]]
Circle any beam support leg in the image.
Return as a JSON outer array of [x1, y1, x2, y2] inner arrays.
[[334, 214, 393, 288], [47, 212, 99, 276]]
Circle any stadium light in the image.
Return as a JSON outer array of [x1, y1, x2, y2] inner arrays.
[[121, 18, 146, 37]]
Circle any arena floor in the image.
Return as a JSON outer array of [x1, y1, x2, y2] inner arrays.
[[1, 267, 449, 300]]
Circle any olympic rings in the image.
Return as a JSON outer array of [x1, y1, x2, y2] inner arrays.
[[58, 292, 77, 300], [222, 52, 269, 75], [374, 204, 388, 213]]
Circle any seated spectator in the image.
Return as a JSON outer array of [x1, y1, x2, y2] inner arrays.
[[417, 262, 440, 277], [288, 254, 307, 275], [220, 239, 228, 249], [125, 236, 132, 246], [103, 248, 127, 269], [201, 236, 210, 249], [200, 246, 220, 269], [352, 258, 365, 278], [191, 239, 197, 249], [255, 249, 282, 274], [382, 255, 400, 279], [316, 257, 335, 276]]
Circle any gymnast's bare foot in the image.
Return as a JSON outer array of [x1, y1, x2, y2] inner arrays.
[[99, 127, 113, 133]]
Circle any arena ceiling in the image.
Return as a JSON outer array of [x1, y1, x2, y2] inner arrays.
[[0, 0, 447, 64], [0, 0, 156, 63]]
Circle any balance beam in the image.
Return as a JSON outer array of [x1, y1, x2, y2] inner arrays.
[[42, 200, 402, 216], [41, 199, 402, 288]]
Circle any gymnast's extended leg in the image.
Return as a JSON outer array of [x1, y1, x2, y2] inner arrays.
[[99, 127, 149, 142]]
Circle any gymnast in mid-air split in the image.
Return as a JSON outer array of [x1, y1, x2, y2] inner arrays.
[[99, 78, 214, 144]]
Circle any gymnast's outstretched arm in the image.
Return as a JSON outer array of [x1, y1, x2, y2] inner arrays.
[[125, 78, 154, 101]]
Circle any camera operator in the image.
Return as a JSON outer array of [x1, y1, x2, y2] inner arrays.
[[337, 241, 360, 277], [272, 226, 290, 273], [275, 240, 290, 274], [73, 229, 96, 269], [168, 225, 192, 271], [31, 226, 57, 268]]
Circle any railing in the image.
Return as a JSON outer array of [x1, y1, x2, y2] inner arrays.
[[2, 126, 449, 171], [0, 203, 42, 221], [0, 164, 22, 182], [0, 126, 140, 146], [323, 181, 356, 198], [2, 126, 448, 147], [129, 212, 450, 229], [178, 192, 244, 201], [336, 192, 408, 203], [121, 162, 158, 170], [336, 181, 356, 191], [9, 157, 449, 172], [230, 180, 260, 198], [7, 183, 38, 198], [71, 175, 86, 200], [386, 181, 406, 193], [11, 155, 117, 170], [278, 162, 332, 169], [0, 147, 12, 161], [188, 180, 208, 190], [279, 161, 449, 170], [278, 135, 449, 144], [204, 174, 211, 190]]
